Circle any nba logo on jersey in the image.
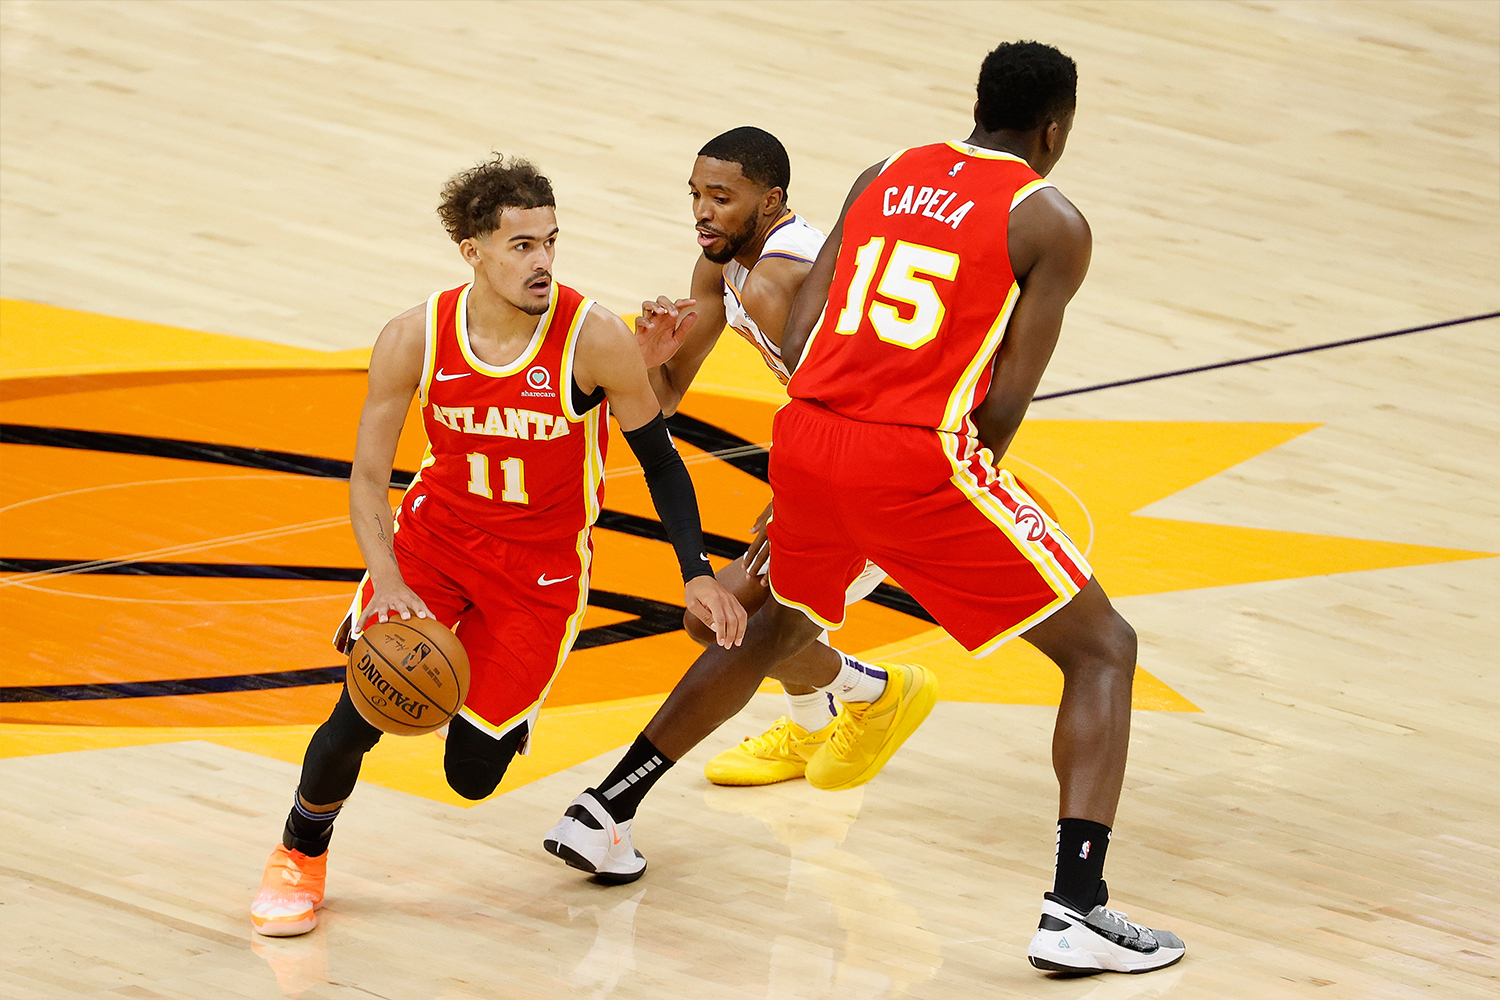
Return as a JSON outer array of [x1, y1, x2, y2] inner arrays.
[[949, 160, 965, 177]]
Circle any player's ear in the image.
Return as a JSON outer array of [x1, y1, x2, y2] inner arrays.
[[459, 238, 482, 267], [764, 186, 786, 217]]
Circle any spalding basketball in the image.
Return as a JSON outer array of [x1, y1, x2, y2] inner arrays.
[[347, 617, 471, 736]]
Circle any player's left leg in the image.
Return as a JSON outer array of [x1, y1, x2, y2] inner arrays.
[[1018, 579, 1184, 974], [443, 714, 528, 800], [545, 595, 829, 883]]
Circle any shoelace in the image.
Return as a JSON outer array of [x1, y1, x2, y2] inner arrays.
[[1092, 906, 1155, 946], [739, 718, 797, 757], [825, 704, 872, 757]]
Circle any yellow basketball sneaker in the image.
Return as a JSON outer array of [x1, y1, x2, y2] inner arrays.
[[704, 716, 836, 786], [805, 663, 937, 791], [251, 844, 327, 937]]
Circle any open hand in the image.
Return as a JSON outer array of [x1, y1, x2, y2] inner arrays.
[[684, 574, 747, 648], [362, 579, 433, 627], [635, 296, 698, 367]]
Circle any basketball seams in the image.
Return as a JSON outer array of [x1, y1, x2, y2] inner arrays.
[[350, 620, 466, 732], [355, 637, 435, 730], [380, 620, 463, 716]]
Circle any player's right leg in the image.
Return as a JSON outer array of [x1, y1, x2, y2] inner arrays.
[[251, 688, 381, 936], [253, 486, 466, 936]]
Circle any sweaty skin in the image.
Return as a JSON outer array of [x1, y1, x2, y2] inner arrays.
[[632, 155, 847, 694], [644, 110, 1139, 830]]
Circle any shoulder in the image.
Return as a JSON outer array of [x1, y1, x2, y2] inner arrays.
[[1013, 186, 1090, 248], [742, 254, 810, 310], [1009, 186, 1091, 284], [577, 302, 636, 357], [760, 215, 825, 263], [371, 302, 427, 363]]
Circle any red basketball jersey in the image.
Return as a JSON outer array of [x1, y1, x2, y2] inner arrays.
[[788, 141, 1055, 435], [414, 282, 608, 540]]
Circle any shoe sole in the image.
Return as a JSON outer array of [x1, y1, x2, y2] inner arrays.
[[808, 665, 938, 792], [251, 912, 318, 937], [704, 766, 808, 787], [543, 838, 647, 886], [1028, 951, 1184, 975]]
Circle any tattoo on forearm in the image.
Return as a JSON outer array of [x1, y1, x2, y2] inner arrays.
[[374, 515, 392, 553]]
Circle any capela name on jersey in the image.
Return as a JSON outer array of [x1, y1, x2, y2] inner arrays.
[[430, 404, 572, 441], [881, 185, 975, 229]]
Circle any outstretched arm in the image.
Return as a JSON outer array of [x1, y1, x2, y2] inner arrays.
[[780, 161, 885, 373], [349, 306, 434, 625], [635, 255, 729, 416], [576, 306, 747, 647], [971, 188, 1092, 460]]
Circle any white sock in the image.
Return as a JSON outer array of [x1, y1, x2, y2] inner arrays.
[[785, 689, 836, 731], [816, 653, 888, 705]]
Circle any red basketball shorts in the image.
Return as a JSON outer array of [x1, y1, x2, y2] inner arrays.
[[342, 486, 590, 745], [766, 400, 1093, 655]]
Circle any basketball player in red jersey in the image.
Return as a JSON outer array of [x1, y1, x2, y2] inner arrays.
[[250, 156, 745, 937], [550, 43, 1185, 975], [631, 127, 899, 788]]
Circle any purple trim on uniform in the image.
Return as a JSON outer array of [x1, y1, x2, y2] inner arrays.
[[292, 795, 342, 822], [842, 653, 887, 681], [767, 213, 797, 235], [759, 251, 815, 264], [826, 692, 837, 714]]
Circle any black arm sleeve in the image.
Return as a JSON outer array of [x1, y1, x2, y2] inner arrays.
[[622, 413, 714, 583]]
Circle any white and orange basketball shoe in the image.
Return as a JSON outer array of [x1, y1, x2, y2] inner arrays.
[[251, 844, 327, 937]]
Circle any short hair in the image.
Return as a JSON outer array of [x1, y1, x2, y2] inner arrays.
[[697, 127, 791, 196], [437, 154, 555, 243], [976, 41, 1078, 132]]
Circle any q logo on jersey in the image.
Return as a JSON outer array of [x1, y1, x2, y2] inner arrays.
[[526, 366, 552, 391], [1013, 503, 1048, 542]]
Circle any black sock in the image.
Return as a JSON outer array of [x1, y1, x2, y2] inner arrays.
[[282, 792, 342, 857], [592, 733, 674, 822], [1053, 818, 1111, 913]]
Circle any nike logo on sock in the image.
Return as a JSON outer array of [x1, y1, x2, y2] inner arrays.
[[434, 369, 470, 381]]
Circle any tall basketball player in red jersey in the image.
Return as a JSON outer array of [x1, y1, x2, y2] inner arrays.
[[250, 156, 745, 937], [549, 43, 1185, 975]]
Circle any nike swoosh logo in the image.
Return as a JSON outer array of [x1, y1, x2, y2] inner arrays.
[[537, 574, 574, 587], [700, 553, 710, 561], [434, 369, 470, 381], [611, 830, 621, 845]]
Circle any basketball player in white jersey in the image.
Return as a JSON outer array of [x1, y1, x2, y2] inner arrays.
[[633, 127, 899, 787]]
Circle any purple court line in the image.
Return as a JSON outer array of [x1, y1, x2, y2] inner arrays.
[[1033, 310, 1500, 401]]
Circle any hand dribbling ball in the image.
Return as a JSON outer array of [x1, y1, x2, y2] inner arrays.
[[347, 616, 471, 736]]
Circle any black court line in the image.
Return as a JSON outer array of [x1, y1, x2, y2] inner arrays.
[[1033, 310, 1500, 402], [1, 420, 938, 623]]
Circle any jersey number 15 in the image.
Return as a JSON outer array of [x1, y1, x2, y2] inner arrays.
[[834, 238, 959, 350]]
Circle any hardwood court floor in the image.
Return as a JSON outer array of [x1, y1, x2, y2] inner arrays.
[[2, 2, 1498, 998]]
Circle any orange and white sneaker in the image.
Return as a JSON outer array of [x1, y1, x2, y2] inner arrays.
[[251, 844, 327, 937]]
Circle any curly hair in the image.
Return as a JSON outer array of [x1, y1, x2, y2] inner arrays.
[[976, 41, 1077, 133], [437, 155, 555, 243]]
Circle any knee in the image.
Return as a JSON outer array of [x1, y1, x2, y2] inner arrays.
[[442, 719, 524, 800], [444, 755, 511, 800], [682, 609, 714, 647], [1094, 612, 1137, 680]]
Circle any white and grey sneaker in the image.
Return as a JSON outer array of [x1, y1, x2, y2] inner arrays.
[[543, 790, 647, 885], [1027, 887, 1185, 975]]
